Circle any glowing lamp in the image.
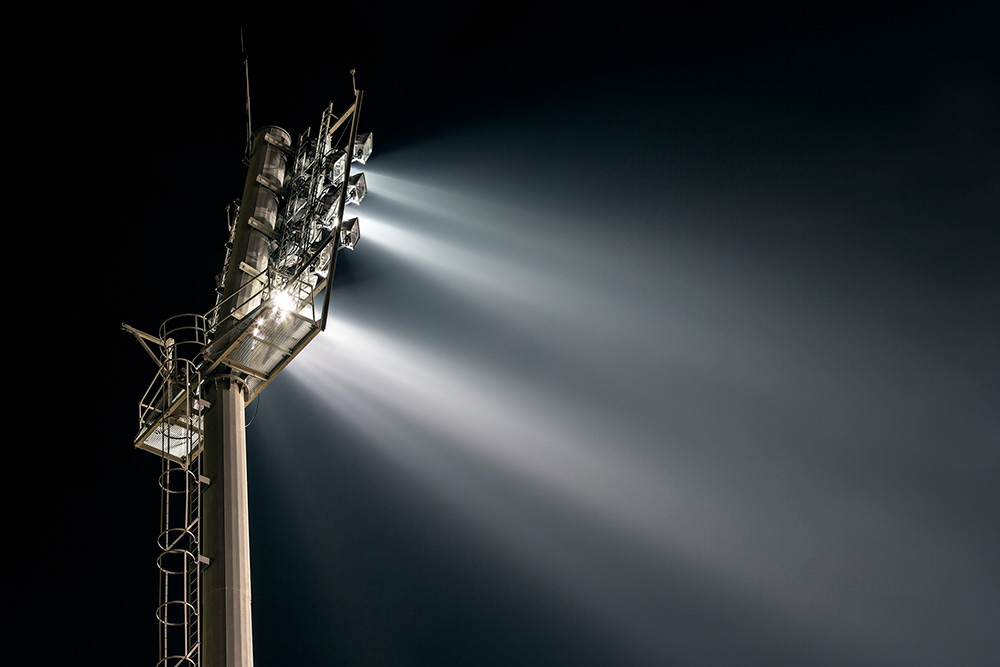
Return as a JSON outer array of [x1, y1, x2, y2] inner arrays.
[[347, 172, 367, 205], [352, 132, 373, 164], [326, 149, 347, 186], [340, 217, 360, 250]]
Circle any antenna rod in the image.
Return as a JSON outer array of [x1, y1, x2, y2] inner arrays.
[[241, 27, 252, 161]]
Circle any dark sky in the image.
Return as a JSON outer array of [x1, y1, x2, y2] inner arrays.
[[54, 7, 997, 666]]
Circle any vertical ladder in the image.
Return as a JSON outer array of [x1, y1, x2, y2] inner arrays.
[[155, 359, 204, 667]]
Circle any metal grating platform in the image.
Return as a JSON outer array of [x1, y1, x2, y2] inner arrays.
[[133, 355, 205, 464], [136, 405, 204, 463], [201, 301, 321, 404], [133, 301, 321, 461]]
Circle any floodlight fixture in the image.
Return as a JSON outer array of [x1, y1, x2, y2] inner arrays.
[[326, 149, 348, 186], [353, 132, 373, 164], [340, 217, 360, 250], [346, 172, 367, 205]]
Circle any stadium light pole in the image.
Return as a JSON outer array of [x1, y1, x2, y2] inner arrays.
[[124, 79, 371, 667]]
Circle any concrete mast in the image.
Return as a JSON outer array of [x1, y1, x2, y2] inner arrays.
[[202, 125, 291, 667]]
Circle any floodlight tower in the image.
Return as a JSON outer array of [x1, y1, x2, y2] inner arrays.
[[124, 79, 371, 667]]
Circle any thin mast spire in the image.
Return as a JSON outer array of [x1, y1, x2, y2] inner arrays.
[[241, 27, 252, 163]]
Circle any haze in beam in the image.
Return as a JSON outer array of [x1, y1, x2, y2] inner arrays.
[[254, 147, 997, 665]]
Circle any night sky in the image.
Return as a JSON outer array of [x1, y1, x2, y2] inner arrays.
[[56, 7, 997, 666]]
